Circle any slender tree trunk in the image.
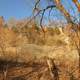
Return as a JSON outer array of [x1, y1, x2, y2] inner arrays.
[[78, 49, 80, 79], [47, 58, 59, 80], [3, 64, 8, 80]]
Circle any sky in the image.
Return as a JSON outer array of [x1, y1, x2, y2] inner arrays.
[[0, 0, 80, 22], [0, 0, 34, 21]]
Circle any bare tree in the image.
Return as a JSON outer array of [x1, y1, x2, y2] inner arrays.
[[33, 0, 80, 79]]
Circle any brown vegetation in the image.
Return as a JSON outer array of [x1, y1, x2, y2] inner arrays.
[[0, 17, 79, 80]]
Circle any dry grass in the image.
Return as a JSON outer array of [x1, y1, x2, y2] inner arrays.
[[0, 25, 79, 80]]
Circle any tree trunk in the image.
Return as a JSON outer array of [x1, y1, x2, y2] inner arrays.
[[78, 50, 80, 79], [76, 46, 80, 79]]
